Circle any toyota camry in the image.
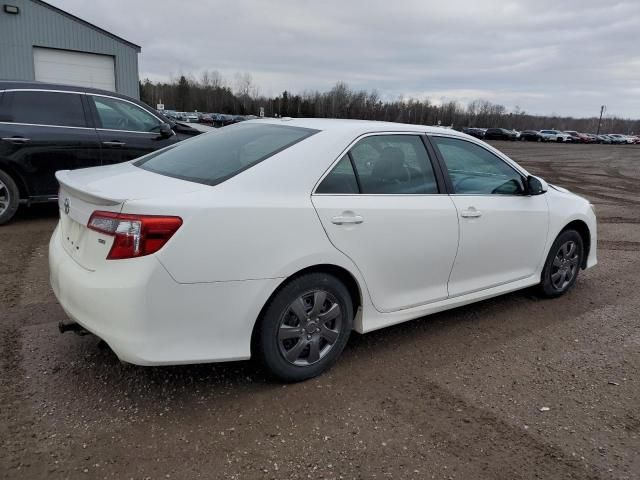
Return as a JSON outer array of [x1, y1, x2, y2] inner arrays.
[[50, 119, 597, 381]]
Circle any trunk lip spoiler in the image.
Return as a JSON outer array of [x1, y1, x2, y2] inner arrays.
[[55, 170, 125, 207]]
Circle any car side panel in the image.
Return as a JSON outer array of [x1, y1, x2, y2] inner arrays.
[[0, 122, 101, 198]]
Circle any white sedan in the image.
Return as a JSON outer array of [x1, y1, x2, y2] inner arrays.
[[50, 119, 597, 381], [539, 129, 573, 142]]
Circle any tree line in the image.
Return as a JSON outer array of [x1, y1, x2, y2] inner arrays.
[[139, 72, 639, 134]]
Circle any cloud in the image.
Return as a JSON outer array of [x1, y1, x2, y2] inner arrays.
[[49, 0, 640, 117]]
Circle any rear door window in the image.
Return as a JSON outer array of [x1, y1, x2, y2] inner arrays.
[[136, 123, 318, 185], [350, 135, 439, 194], [316, 155, 359, 194], [3, 91, 87, 127], [316, 134, 439, 194]]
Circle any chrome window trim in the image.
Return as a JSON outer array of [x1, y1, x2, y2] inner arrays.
[[0, 121, 94, 130], [1, 89, 90, 129], [3, 88, 87, 95], [0, 88, 166, 133], [95, 128, 161, 136]]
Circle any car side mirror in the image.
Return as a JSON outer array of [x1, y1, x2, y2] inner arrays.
[[159, 123, 173, 139], [527, 175, 548, 195]]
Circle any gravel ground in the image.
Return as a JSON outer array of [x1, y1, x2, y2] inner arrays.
[[1, 142, 639, 480]]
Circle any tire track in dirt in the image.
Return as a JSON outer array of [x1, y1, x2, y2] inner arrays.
[[598, 240, 640, 252], [0, 223, 56, 478]]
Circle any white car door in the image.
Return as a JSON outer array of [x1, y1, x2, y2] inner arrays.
[[430, 135, 549, 297], [312, 134, 459, 313]]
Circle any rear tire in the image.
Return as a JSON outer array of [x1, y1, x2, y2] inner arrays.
[[254, 273, 353, 382], [0, 169, 19, 225], [539, 230, 584, 298]]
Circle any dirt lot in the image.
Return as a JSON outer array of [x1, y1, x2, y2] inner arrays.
[[1, 142, 639, 479]]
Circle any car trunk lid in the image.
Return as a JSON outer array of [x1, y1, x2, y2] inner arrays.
[[55, 162, 205, 270]]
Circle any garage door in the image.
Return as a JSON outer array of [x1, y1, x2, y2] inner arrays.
[[33, 47, 116, 92]]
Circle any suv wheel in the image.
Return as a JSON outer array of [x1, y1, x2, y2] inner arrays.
[[255, 273, 353, 382], [0, 170, 19, 225]]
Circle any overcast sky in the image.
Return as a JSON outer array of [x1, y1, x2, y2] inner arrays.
[[50, 0, 640, 118]]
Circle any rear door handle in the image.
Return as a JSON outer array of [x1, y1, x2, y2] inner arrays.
[[101, 141, 126, 147], [1, 137, 31, 144], [460, 207, 482, 218], [331, 214, 364, 225]]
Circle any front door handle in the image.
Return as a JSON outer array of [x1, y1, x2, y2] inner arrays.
[[331, 214, 364, 225], [102, 141, 126, 147], [1, 137, 31, 144], [460, 207, 482, 218]]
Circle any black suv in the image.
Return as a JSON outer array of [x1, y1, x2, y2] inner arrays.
[[483, 128, 517, 141], [0, 81, 201, 224]]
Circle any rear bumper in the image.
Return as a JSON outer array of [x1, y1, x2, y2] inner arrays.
[[49, 224, 279, 365]]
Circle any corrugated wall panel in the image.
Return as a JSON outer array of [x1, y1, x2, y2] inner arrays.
[[0, 0, 140, 98]]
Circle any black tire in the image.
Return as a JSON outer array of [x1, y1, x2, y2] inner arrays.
[[254, 272, 353, 382], [0, 169, 20, 225], [539, 229, 584, 298]]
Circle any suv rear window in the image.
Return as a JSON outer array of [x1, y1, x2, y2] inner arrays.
[[2, 91, 87, 127], [136, 123, 318, 186]]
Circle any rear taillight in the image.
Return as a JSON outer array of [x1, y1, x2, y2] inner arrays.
[[88, 211, 182, 260]]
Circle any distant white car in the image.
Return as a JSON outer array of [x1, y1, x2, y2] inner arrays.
[[539, 130, 573, 142], [608, 134, 634, 144], [50, 119, 597, 381], [185, 112, 200, 123]]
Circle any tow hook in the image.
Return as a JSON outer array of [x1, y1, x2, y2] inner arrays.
[[58, 321, 89, 336]]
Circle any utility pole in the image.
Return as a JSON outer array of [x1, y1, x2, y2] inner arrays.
[[596, 105, 606, 135]]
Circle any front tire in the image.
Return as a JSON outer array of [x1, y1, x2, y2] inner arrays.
[[539, 230, 584, 297], [0, 169, 19, 225], [254, 273, 353, 382]]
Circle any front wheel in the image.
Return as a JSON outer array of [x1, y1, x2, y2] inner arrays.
[[254, 273, 353, 382], [539, 230, 584, 297]]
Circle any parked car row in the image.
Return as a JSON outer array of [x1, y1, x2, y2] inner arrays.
[[162, 110, 258, 128], [463, 127, 639, 144]]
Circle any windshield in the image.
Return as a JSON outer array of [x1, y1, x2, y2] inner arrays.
[[135, 123, 318, 186]]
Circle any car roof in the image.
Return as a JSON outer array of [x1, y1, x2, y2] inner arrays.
[[252, 117, 468, 137]]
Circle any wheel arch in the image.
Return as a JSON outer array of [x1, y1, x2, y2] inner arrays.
[[561, 219, 591, 269], [250, 263, 363, 351], [0, 159, 29, 199]]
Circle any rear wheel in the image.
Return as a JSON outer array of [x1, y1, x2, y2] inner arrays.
[[0, 169, 19, 225], [255, 273, 353, 382], [539, 230, 584, 297]]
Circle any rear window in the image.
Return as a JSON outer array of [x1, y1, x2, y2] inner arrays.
[[135, 123, 318, 186], [2, 91, 87, 127]]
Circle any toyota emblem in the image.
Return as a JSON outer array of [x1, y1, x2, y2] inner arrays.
[[64, 198, 70, 215]]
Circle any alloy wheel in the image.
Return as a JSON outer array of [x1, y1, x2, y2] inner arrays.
[[550, 240, 579, 291], [277, 290, 343, 366], [0, 178, 10, 216]]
